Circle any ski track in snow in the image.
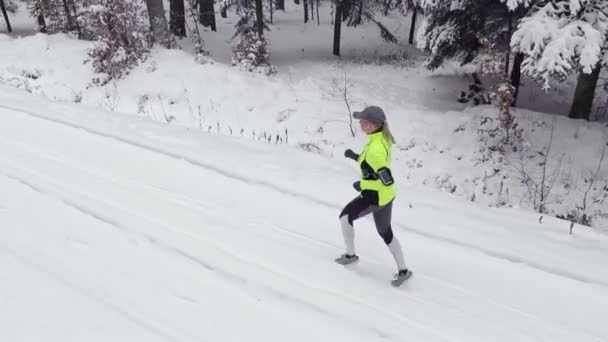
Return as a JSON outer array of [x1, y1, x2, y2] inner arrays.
[[1, 105, 607, 341], [0, 244, 180, 342], [1, 102, 607, 290]]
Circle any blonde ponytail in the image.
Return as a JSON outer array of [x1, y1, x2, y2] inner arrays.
[[382, 122, 396, 144]]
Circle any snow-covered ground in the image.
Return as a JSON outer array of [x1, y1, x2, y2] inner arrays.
[[1, 85, 608, 341]]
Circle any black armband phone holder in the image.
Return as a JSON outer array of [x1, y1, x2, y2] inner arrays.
[[377, 167, 394, 186]]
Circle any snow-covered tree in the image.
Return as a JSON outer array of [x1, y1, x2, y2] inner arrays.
[[24, 0, 79, 35], [417, 0, 533, 104], [511, 0, 608, 119], [83, 0, 151, 85], [231, 27, 275, 74]]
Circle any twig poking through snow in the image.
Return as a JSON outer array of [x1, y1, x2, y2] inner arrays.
[[332, 70, 355, 137]]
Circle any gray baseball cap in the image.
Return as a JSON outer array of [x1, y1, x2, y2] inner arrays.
[[353, 106, 386, 125]]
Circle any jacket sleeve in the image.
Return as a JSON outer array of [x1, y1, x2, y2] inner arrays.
[[360, 145, 388, 189]]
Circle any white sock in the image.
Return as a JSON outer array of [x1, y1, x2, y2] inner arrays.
[[340, 215, 356, 255], [388, 237, 407, 270]]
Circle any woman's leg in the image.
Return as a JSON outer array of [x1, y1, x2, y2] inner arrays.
[[337, 196, 374, 257], [372, 202, 407, 271]]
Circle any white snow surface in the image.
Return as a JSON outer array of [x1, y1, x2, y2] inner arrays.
[[1, 85, 608, 341]]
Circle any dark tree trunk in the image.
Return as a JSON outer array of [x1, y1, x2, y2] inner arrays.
[[316, 0, 320, 25], [37, 14, 47, 33], [170, 0, 186, 37], [0, 0, 12, 33], [333, 0, 342, 56], [569, 63, 602, 120], [35, 0, 48, 33], [303, 0, 309, 23], [199, 0, 216, 31], [68, 0, 82, 37], [384, 0, 391, 16], [510, 52, 524, 106], [341, 0, 351, 21], [505, 13, 513, 78], [145, 0, 172, 46], [255, 0, 264, 36], [276, 0, 285, 10], [408, 6, 417, 45], [61, 0, 75, 31], [310, 0, 314, 21], [269, 0, 273, 23]]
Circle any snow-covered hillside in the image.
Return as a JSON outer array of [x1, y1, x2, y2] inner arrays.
[[2, 0, 608, 228], [1, 85, 608, 341]]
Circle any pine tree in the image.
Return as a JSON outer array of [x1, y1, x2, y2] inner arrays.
[[83, 0, 151, 85], [511, 0, 608, 120], [26, 0, 78, 34], [230, 0, 274, 74], [417, 0, 533, 103], [27, 0, 49, 32]]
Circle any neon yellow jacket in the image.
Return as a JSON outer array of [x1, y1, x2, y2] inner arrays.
[[358, 131, 396, 206]]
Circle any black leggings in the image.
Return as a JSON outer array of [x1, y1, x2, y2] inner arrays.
[[339, 196, 394, 245]]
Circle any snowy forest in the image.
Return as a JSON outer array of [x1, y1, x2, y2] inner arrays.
[[0, 0, 606, 119], [1, 0, 607, 229]]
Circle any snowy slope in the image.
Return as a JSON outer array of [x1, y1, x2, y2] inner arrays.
[[1, 86, 608, 341], [2, 2, 607, 227]]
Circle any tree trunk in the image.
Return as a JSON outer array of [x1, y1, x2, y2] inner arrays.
[[269, 0, 273, 23], [310, 0, 314, 21], [37, 13, 47, 33], [333, 0, 342, 56], [255, 0, 264, 36], [304, 0, 309, 23], [408, 6, 417, 45], [510, 52, 524, 106], [170, 0, 186, 37], [61, 0, 75, 31], [35, 0, 48, 33], [199, 0, 216, 31], [0, 0, 12, 33], [316, 0, 320, 25], [145, 0, 171, 46], [569, 63, 602, 120], [505, 13, 512, 78], [68, 0, 81, 37], [341, 0, 351, 21], [384, 0, 391, 16], [276, 0, 285, 11]]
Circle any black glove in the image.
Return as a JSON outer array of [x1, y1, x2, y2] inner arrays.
[[344, 149, 359, 161], [352, 181, 362, 192]]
